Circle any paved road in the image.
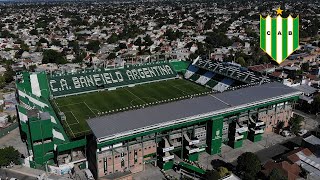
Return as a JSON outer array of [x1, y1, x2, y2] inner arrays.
[[0, 168, 38, 180], [0, 128, 28, 157]]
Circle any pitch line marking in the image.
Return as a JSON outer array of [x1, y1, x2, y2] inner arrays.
[[62, 115, 75, 138], [83, 101, 97, 117], [171, 84, 188, 95], [66, 111, 80, 125], [57, 102, 84, 108], [125, 88, 147, 104]]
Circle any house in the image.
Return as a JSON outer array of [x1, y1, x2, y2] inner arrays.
[[0, 113, 8, 127], [262, 160, 301, 180], [302, 135, 320, 157], [285, 147, 320, 180], [248, 63, 276, 74], [292, 84, 318, 104]]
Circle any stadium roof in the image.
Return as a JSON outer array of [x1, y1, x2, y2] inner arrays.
[[87, 82, 301, 141]]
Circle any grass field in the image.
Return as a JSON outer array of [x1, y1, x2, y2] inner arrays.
[[53, 79, 211, 138]]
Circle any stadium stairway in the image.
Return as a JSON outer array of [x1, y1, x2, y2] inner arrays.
[[195, 71, 215, 85], [184, 65, 199, 79], [213, 78, 235, 92]]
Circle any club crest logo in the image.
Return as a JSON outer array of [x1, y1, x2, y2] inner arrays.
[[260, 7, 299, 64]]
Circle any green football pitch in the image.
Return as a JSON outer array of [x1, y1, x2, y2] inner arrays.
[[52, 79, 211, 138]]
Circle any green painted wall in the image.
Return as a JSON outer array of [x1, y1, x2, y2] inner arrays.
[[160, 160, 174, 171], [206, 117, 223, 155], [229, 140, 243, 149], [188, 153, 199, 162], [249, 133, 263, 142]]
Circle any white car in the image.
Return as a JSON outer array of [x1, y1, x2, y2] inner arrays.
[[281, 130, 292, 137], [298, 129, 307, 136]]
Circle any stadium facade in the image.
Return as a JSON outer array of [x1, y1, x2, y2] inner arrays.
[[15, 59, 301, 179]]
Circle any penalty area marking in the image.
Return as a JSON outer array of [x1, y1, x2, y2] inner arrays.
[[64, 111, 80, 125]]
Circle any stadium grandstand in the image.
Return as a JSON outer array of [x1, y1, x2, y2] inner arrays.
[[15, 58, 301, 179]]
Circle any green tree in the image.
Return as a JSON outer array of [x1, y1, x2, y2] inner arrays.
[[4, 64, 14, 83], [107, 52, 116, 60], [217, 167, 229, 178], [0, 146, 21, 167], [51, 39, 62, 47], [30, 29, 38, 35], [29, 65, 37, 72], [289, 115, 303, 135], [236, 57, 246, 67], [268, 168, 287, 180], [301, 63, 309, 72], [134, 37, 142, 46], [0, 75, 5, 88], [237, 152, 261, 180], [312, 95, 320, 114], [118, 43, 127, 49], [107, 33, 119, 44], [143, 35, 153, 46], [86, 40, 100, 53], [206, 170, 221, 180], [277, 121, 285, 131], [20, 43, 29, 52], [42, 49, 67, 64]]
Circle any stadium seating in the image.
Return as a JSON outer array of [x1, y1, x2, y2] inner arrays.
[[213, 78, 235, 92], [195, 71, 215, 85], [184, 65, 199, 79], [192, 58, 271, 84]]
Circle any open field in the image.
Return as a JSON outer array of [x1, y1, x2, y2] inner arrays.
[[52, 78, 211, 138]]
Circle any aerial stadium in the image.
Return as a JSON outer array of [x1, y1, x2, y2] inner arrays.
[[16, 57, 301, 179]]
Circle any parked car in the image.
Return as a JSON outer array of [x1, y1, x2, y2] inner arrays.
[[84, 169, 94, 180], [298, 129, 308, 136], [281, 130, 292, 137]]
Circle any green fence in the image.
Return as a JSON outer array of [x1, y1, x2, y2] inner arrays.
[[0, 122, 19, 138]]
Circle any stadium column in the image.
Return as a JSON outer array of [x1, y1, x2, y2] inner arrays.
[[206, 116, 223, 155]]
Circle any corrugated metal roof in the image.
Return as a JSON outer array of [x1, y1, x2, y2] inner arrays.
[[87, 82, 300, 139]]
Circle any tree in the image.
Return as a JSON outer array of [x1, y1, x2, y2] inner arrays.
[[42, 49, 67, 64], [29, 65, 37, 72], [107, 33, 119, 44], [20, 43, 29, 52], [277, 121, 285, 131], [289, 115, 303, 135], [206, 167, 230, 180], [107, 53, 116, 60], [118, 43, 127, 49], [86, 40, 100, 53], [268, 168, 287, 180], [30, 29, 38, 35], [301, 63, 309, 72], [236, 57, 246, 67], [0, 75, 5, 88], [134, 37, 142, 46], [217, 167, 229, 178], [51, 39, 62, 47], [206, 170, 222, 180], [143, 35, 153, 46], [0, 146, 21, 167], [4, 64, 14, 83], [312, 95, 320, 114], [237, 152, 261, 180]]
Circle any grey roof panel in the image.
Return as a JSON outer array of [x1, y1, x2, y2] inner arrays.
[[87, 82, 300, 139], [213, 82, 299, 106], [87, 95, 228, 139]]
